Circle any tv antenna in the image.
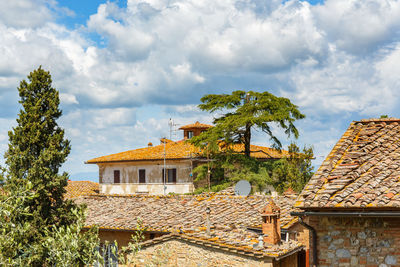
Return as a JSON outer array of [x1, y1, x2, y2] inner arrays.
[[168, 118, 179, 140]]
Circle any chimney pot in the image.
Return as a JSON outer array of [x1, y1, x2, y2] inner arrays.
[[261, 199, 281, 245]]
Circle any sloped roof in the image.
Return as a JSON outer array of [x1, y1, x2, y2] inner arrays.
[[77, 192, 301, 258], [86, 140, 290, 163], [296, 118, 400, 209], [179, 121, 213, 130], [139, 231, 303, 259], [76, 192, 300, 232], [64, 181, 99, 199]]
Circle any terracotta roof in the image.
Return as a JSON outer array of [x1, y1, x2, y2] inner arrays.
[[64, 181, 99, 199], [77, 192, 301, 258], [76, 192, 300, 232], [86, 140, 290, 163], [178, 121, 213, 130], [139, 231, 303, 259], [296, 118, 400, 209]]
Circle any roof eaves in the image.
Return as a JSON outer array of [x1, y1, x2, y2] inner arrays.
[[85, 157, 205, 164]]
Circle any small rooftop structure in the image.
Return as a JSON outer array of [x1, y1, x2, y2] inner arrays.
[[178, 121, 213, 140]]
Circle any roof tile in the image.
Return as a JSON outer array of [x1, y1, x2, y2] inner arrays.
[[86, 140, 290, 163], [296, 118, 400, 209]]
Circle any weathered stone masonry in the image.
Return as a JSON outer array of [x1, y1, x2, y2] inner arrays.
[[135, 239, 299, 267], [308, 216, 400, 267]]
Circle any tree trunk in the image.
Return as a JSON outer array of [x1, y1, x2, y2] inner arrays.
[[244, 122, 251, 157], [244, 93, 251, 157]]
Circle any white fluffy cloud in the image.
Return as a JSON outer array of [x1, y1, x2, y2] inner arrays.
[[0, 0, 53, 28], [314, 0, 400, 54], [1, 0, 400, 177]]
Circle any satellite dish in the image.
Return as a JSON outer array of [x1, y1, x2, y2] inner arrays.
[[234, 180, 251, 196]]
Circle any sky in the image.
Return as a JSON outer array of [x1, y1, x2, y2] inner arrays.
[[0, 0, 400, 181]]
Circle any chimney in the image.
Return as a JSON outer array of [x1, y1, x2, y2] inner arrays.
[[148, 142, 153, 147], [261, 199, 281, 245]]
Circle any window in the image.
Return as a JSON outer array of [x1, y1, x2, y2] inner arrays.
[[281, 232, 289, 242], [139, 169, 146, 183], [114, 170, 120, 184], [187, 131, 194, 139], [162, 168, 177, 183]]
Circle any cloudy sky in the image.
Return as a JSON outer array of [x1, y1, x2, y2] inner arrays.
[[1, 0, 400, 181]]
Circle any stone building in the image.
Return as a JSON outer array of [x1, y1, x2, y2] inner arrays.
[[294, 118, 400, 267], [64, 181, 308, 265], [64, 184, 308, 266], [86, 121, 290, 195]]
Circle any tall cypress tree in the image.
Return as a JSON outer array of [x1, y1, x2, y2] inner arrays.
[[2, 67, 83, 264]]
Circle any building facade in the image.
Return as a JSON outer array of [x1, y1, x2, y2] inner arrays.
[[86, 121, 290, 195], [294, 118, 400, 267]]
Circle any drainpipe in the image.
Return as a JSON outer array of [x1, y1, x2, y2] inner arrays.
[[291, 210, 400, 267], [297, 216, 317, 267], [163, 138, 166, 195]]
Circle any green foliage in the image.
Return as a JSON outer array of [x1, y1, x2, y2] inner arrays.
[[190, 90, 305, 156], [380, 115, 389, 118], [4, 67, 73, 227], [0, 67, 100, 266], [189, 90, 310, 194], [42, 209, 101, 267], [120, 218, 146, 260], [192, 153, 269, 193], [265, 143, 314, 194], [192, 143, 313, 194], [0, 181, 39, 266], [193, 181, 232, 194]]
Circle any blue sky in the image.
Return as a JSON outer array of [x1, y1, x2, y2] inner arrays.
[[0, 0, 399, 182]]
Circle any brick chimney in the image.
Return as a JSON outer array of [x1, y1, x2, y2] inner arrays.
[[261, 199, 281, 245]]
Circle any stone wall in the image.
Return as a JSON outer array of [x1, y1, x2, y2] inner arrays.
[[134, 239, 276, 267], [307, 216, 400, 267]]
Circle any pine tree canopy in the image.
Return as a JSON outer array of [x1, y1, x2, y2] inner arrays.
[[190, 90, 305, 157]]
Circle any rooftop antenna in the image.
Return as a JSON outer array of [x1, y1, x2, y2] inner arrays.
[[234, 180, 251, 196], [168, 118, 179, 141]]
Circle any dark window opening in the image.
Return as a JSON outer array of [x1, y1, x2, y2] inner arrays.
[[281, 232, 289, 242], [149, 233, 155, 239], [114, 170, 120, 184], [187, 131, 194, 138], [162, 168, 177, 183], [139, 169, 146, 183]]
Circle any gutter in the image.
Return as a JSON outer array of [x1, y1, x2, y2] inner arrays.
[[291, 211, 400, 217]]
